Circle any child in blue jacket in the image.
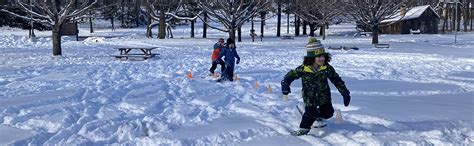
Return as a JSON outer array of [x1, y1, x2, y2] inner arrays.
[[217, 38, 240, 82]]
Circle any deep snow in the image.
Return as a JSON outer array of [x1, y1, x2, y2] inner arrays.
[[0, 20, 473, 145]]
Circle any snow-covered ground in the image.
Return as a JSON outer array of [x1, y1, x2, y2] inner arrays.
[[0, 20, 473, 145]]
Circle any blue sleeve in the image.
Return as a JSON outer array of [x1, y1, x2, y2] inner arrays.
[[218, 48, 226, 59], [234, 47, 240, 60]]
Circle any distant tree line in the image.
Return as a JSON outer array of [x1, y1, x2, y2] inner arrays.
[[0, 0, 472, 56]]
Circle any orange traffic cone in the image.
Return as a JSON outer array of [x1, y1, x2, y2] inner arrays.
[[255, 81, 260, 89], [187, 70, 193, 79], [213, 72, 218, 78], [267, 83, 273, 93], [234, 74, 239, 81]]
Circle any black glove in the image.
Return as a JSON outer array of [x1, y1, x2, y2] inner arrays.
[[342, 91, 351, 107], [236, 59, 240, 64], [281, 80, 291, 95]]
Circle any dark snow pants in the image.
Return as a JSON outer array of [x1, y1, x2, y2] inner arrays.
[[210, 59, 225, 74], [300, 103, 334, 129], [222, 61, 235, 81]]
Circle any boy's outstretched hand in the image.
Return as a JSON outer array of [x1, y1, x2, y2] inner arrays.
[[342, 91, 350, 106], [281, 80, 291, 95]]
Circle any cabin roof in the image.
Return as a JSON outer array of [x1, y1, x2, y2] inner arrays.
[[382, 5, 440, 23]]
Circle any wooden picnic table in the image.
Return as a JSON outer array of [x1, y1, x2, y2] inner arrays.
[[114, 47, 158, 60]]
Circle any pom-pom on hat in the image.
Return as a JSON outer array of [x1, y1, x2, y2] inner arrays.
[[306, 37, 323, 49]]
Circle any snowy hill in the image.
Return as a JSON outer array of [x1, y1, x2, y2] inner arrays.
[[0, 21, 473, 145]]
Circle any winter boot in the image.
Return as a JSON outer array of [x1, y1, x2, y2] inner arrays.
[[313, 118, 327, 128], [290, 128, 310, 136], [216, 78, 227, 82]]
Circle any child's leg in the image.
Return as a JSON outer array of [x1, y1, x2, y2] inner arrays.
[[299, 106, 318, 129], [221, 62, 233, 80], [218, 59, 226, 73], [318, 103, 335, 119], [210, 61, 218, 74], [228, 64, 235, 81]]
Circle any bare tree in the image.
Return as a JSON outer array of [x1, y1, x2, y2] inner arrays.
[[293, 0, 342, 40], [346, 0, 408, 44], [195, 0, 272, 41], [276, 0, 282, 37], [141, 0, 186, 39], [1, 0, 97, 56], [462, 0, 469, 32], [100, 0, 121, 31]]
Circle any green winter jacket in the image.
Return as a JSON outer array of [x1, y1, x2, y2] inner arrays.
[[282, 64, 349, 106]]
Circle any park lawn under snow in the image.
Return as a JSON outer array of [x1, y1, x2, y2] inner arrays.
[[0, 22, 473, 145]]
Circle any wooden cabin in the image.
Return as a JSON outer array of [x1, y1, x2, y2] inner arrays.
[[381, 5, 440, 34]]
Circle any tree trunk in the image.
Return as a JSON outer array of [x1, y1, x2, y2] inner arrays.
[[302, 20, 307, 35], [456, 3, 461, 31], [191, 19, 195, 38], [158, 8, 166, 39], [260, 11, 265, 37], [251, 17, 255, 42], [111, 16, 115, 31], [452, 4, 456, 31], [471, 5, 473, 31], [89, 11, 94, 33], [146, 15, 152, 38], [295, 17, 300, 36], [28, 0, 35, 39], [52, 25, 62, 56], [121, 3, 125, 28], [442, 6, 447, 33], [309, 23, 315, 36], [228, 28, 236, 42], [29, 20, 35, 39], [319, 25, 324, 36], [168, 26, 174, 38], [372, 25, 379, 44], [464, 2, 468, 32], [277, 2, 281, 37], [203, 12, 207, 38], [321, 25, 326, 40], [237, 27, 242, 42], [286, 12, 290, 35]]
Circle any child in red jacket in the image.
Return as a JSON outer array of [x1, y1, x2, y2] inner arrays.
[[209, 38, 226, 75]]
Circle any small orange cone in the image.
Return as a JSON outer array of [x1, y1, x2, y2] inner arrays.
[[267, 83, 273, 93], [213, 72, 218, 78], [187, 70, 193, 79], [234, 74, 239, 81], [255, 81, 260, 89]]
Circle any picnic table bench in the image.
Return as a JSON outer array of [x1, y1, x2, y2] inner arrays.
[[114, 47, 158, 60], [374, 43, 390, 48], [354, 31, 372, 37]]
